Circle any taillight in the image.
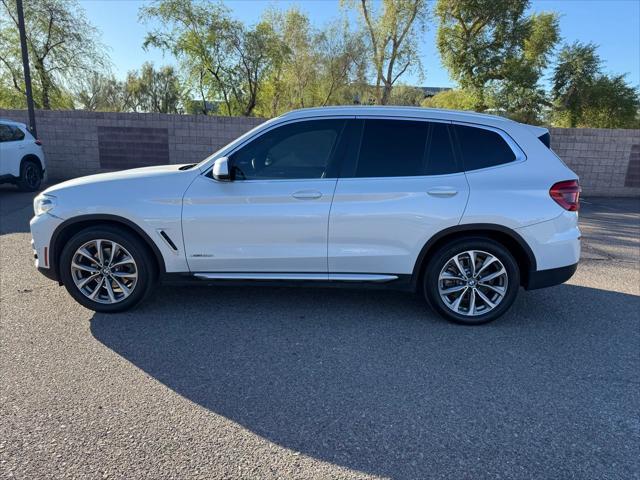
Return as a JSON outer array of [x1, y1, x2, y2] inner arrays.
[[550, 180, 581, 211], [34, 139, 42, 146]]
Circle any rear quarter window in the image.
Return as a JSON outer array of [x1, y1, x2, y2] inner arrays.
[[0, 125, 13, 142], [454, 124, 516, 171], [11, 126, 25, 141]]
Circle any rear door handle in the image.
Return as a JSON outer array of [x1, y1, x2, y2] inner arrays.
[[427, 187, 458, 197], [292, 190, 322, 200]]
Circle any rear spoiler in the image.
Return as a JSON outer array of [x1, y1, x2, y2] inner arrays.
[[521, 123, 551, 148]]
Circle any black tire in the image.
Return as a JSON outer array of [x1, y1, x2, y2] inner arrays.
[[423, 237, 520, 325], [59, 226, 157, 313], [16, 159, 42, 192]]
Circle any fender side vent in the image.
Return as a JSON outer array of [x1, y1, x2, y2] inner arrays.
[[159, 230, 178, 251]]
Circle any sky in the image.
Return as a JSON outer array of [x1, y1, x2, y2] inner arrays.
[[81, 0, 640, 89]]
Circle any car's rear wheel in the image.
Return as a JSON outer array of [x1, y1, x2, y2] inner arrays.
[[59, 226, 157, 312], [423, 238, 520, 325], [16, 159, 42, 191]]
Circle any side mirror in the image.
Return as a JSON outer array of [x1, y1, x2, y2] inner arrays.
[[212, 157, 231, 181]]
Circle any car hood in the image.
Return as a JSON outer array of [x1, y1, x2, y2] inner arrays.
[[44, 164, 195, 195]]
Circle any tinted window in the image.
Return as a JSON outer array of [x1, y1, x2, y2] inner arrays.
[[230, 119, 345, 180], [0, 125, 13, 142], [538, 132, 551, 148], [353, 120, 458, 177], [454, 124, 516, 171], [0, 125, 25, 142], [356, 120, 427, 177], [12, 127, 25, 141], [425, 122, 458, 175]]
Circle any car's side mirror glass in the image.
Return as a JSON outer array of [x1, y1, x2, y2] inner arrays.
[[212, 157, 231, 181]]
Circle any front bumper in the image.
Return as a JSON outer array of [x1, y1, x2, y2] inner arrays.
[[30, 212, 63, 282]]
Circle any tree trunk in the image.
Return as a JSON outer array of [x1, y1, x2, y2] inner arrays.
[[34, 60, 51, 110], [380, 82, 393, 105]]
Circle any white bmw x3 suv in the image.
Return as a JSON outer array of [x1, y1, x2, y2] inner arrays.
[[30, 107, 580, 324]]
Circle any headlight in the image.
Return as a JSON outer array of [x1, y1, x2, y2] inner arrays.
[[33, 194, 56, 216]]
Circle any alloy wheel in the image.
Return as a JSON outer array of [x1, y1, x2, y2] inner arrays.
[[24, 163, 40, 189], [438, 250, 508, 317], [70, 239, 138, 304]]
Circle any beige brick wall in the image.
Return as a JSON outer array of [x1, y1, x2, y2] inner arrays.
[[1, 109, 638, 197], [550, 127, 640, 197], [0, 109, 265, 180]]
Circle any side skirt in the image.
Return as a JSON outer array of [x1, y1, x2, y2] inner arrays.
[[160, 272, 414, 291]]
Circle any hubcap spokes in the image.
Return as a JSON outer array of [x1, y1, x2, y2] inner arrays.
[[26, 165, 38, 187], [438, 250, 508, 317], [71, 239, 137, 304]]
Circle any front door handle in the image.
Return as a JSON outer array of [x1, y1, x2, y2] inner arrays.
[[292, 190, 322, 200], [427, 187, 458, 197]]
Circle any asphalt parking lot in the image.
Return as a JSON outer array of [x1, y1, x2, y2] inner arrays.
[[1, 184, 638, 479]]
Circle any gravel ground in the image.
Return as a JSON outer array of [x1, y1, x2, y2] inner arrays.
[[1, 185, 638, 480]]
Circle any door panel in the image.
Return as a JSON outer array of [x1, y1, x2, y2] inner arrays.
[[182, 176, 337, 273], [0, 125, 22, 176], [328, 174, 469, 274], [182, 117, 349, 273], [329, 117, 469, 275]]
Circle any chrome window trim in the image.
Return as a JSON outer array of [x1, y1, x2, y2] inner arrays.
[[200, 114, 526, 180], [355, 115, 526, 164]]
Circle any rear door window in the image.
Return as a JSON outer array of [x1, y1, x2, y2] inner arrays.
[[352, 119, 459, 178], [356, 119, 427, 177], [424, 122, 458, 175], [454, 124, 516, 171]]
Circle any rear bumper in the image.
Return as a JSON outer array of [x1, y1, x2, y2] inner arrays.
[[37, 265, 59, 282], [525, 262, 578, 290]]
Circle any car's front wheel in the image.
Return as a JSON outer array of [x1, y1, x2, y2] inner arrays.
[[59, 226, 157, 312], [423, 238, 520, 325]]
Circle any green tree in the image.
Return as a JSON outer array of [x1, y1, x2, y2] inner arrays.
[[255, 8, 365, 116], [435, 0, 558, 116], [388, 84, 425, 105], [74, 73, 126, 112], [421, 88, 477, 110], [0, 0, 108, 109], [345, 0, 428, 105], [123, 63, 183, 114], [578, 75, 639, 129], [551, 42, 601, 127], [141, 0, 284, 116], [258, 7, 316, 114], [552, 44, 639, 128]]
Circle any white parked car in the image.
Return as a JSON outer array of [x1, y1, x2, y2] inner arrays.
[[0, 119, 46, 191], [30, 107, 580, 324]]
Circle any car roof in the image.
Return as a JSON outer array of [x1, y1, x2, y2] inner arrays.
[[0, 118, 27, 128], [279, 106, 516, 126]]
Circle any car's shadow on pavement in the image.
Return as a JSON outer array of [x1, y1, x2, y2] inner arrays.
[[90, 283, 639, 479]]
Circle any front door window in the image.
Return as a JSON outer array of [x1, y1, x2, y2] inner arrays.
[[229, 119, 346, 180]]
